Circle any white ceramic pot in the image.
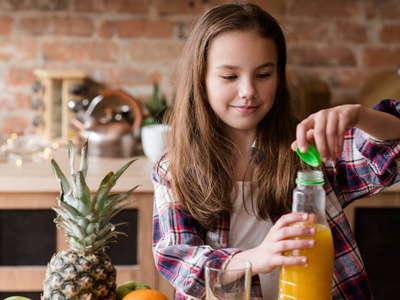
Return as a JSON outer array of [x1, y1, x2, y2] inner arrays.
[[141, 124, 170, 163]]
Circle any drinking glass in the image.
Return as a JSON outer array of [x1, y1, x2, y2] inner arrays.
[[205, 258, 251, 300]]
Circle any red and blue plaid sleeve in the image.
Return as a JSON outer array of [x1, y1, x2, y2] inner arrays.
[[325, 99, 400, 208], [324, 99, 400, 299]]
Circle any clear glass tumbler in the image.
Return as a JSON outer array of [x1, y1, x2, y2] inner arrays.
[[205, 257, 252, 300]]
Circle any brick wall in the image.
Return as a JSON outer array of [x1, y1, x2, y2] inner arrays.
[[0, 0, 399, 135]]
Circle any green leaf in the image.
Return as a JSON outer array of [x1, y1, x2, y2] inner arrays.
[[103, 186, 138, 211], [79, 139, 89, 178], [77, 217, 90, 229], [91, 171, 114, 212], [68, 140, 75, 177], [83, 233, 96, 246], [63, 194, 79, 210], [94, 159, 138, 212], [100, 202, 132, 228], [85, 222, 99, 235], [73, 171, 92, 215], [51, 159, 72, 199], [145, 82, 168, 125]]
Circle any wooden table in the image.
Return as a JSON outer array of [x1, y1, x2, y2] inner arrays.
[[0, 147, 175, 299]]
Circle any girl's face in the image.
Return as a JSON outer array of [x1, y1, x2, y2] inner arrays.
[[205, 31, 279, 140]]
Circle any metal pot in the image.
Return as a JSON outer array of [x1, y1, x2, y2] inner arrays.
[[71, 89, 143, 157]]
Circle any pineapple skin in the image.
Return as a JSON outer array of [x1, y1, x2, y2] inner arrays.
[[42, 249, 116, 300]]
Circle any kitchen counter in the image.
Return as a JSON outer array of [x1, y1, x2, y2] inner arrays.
[[0, 147, 156, 193]]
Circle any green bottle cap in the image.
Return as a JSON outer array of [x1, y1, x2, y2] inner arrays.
[[296, 144, 321, 167]]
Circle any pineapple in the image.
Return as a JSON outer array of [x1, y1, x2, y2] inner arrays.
[[42, 139, 138, 300]]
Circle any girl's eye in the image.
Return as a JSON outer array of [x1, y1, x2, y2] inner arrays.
[[222, 75, 237, 80], [257, 73, 271, 79]]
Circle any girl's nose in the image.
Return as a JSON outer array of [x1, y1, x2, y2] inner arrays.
[[238, 79, 256, 100]]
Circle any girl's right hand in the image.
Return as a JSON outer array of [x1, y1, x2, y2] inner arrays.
[[235, 213, 316, 275]]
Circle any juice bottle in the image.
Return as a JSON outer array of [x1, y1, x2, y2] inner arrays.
[[278, 170, 334, 300]]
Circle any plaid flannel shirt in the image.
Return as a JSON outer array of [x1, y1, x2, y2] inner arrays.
[[152, 99, 400, 300]]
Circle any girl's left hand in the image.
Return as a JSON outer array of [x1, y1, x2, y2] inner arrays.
[[291, 104, 361, 162]]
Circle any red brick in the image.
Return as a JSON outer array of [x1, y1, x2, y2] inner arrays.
[[75, 0, 148, 14], [206, 0, 285, 15], [334, 22, 368, 43], [156, 0, 203, 15], [42, 42, 118, 62], [328, 70, 368, 90], [0, 41, 36, 61], [0, 16, 12, 36], [151, 71, 163, 85], [87, 67, 163, 86], [6, 67, 36, 86], [381, 25, 400, 43], [99, 20, 143, 38], [366, 0, 400, 20], [287, 0, 359, 18], [0, 0, 68, 11], [288, 46, 356, 66], [119, 68, 154, 85], [144, 20, 174, 38], [123, 40, 184, 65], [0, 92, 32, 111], [284, 20, 330, 43], [19, 17, 51, 35], [363, 47, 400, 67], [330, 92, 358, 106], [1, 116, 31, 135], [53, 17, 94, 37], [249, 0, 285, 16], [86, 67, 121, 86]]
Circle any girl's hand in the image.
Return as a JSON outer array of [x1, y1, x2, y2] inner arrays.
[[291, 104, 361, 162], [234, 213, 316, 275]]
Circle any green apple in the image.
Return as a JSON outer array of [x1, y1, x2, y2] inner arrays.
[[4, 297, 32, 300], [116, 280, 151, 300]]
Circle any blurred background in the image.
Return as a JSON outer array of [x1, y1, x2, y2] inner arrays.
[[0, 0, 399, 135]]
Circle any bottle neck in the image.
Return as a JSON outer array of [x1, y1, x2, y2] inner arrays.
[[296, 182, 324, 190], [296, 170, 324, 185], [293, 170, 327, 226]]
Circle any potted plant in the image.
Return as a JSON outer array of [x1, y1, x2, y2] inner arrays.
[[143, 82, 168, 126], [141, 82, 171, 162]]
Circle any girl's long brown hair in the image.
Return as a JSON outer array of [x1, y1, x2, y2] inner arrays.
[[164, 3, 308, 232]]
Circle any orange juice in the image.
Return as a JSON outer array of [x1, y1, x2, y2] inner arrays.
[[278, 223, 334, 300]]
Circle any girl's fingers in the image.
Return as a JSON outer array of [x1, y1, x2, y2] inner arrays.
[[277, 255, 308, 266], [274, 213, 308, 229], [277, 238, 315, 253], [335, 116, 347, 157], [296, 119, 315, 153], [272, 239, 314, 266], [325, 111, 339, 160], [271, 214, 316, 242], [312, 112, 329, 162]]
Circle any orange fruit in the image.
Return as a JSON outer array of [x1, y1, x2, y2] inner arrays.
[[122, 289, 169, 300]]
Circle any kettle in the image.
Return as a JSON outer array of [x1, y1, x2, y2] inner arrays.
[[71, 89, 143, 158]]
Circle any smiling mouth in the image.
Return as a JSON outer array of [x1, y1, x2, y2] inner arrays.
[[231, 105, 259, 114]]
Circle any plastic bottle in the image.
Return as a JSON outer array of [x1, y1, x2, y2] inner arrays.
[[278, 170, 334, 300]]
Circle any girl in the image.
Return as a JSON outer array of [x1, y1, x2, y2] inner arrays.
[[152, 3, 400, 299]]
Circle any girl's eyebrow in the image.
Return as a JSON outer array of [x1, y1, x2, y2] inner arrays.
[[216, 62, 276, 70]]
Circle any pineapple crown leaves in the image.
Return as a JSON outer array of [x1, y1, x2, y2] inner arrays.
[[51, 139, 139, 253]]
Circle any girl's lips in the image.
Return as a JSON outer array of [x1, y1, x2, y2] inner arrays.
[[231, 105, 259, 114]]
